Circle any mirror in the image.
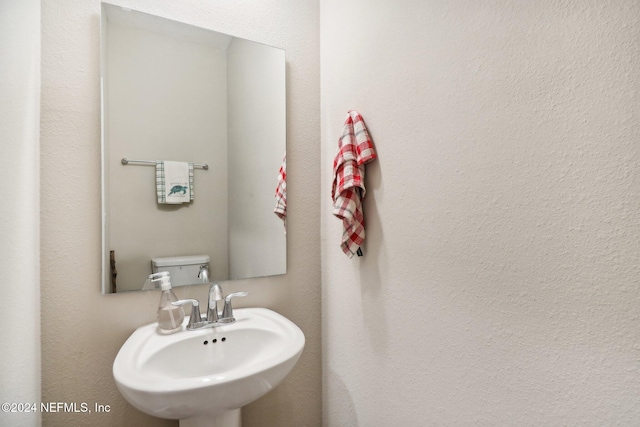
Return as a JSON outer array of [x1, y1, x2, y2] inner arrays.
[[101, 4, 287, 294]]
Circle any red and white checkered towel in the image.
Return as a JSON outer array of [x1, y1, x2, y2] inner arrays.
[[274, 153, 287, 232], [332, 111, 377, 257]]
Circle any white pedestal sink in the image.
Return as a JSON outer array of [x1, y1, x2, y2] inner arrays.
[[113, 308, 305, 427]]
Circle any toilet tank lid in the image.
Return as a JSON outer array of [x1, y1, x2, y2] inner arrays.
[[152, 255, 210, 267]]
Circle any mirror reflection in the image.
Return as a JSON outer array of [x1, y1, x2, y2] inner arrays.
[[101, 4, 287, 294]]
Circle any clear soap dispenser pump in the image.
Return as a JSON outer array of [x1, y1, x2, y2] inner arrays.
[[150, 271, 185, 334]]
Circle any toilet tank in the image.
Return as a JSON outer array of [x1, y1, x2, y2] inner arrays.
[[151, 255, 210, 288]]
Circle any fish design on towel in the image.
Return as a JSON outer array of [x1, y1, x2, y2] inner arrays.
[[331, 111, 377, 258], [168, 185, 189, 196]]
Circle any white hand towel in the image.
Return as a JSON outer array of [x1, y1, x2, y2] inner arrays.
[[156, 161, 193, 204]]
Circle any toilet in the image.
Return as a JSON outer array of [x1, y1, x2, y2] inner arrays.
[[151, 255, 210, 287]]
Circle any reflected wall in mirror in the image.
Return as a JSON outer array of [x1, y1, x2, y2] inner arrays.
[[101, 4, 286, 294]]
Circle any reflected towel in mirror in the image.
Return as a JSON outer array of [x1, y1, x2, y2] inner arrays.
[[156, 161, 194, 204], [274, 153, 287, 233]]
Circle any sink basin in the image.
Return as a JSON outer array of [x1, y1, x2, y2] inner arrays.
[[113, 308, 305, 427]]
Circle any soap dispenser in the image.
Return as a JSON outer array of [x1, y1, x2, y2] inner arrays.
[[150, 271, 185, 334]]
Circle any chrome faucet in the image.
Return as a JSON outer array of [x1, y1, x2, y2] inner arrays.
[[207, 283, 224, 323], [172, 282, 248, 331]]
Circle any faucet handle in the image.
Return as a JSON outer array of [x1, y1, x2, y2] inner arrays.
[[219, 292, 248, 323], [172, 299, 204, 329]]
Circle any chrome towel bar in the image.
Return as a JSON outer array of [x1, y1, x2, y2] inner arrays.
[[121, 158, 209, 170]]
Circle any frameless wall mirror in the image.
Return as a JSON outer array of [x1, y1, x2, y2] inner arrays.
[[100, 3, 287, 294]]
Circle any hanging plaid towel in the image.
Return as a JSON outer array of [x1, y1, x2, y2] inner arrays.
[[156, 161, 194, 204], [331, 111, 377, 258]]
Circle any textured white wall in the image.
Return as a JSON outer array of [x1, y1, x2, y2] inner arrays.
[[321, 1, 640, 425], [41, 0, 320, 426], [0, 0, 41, 426]]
